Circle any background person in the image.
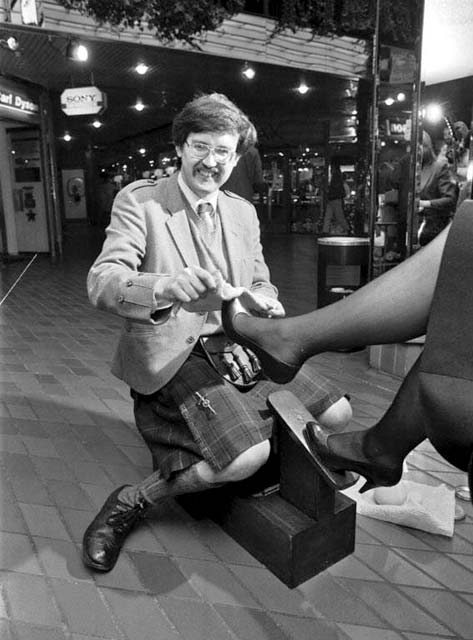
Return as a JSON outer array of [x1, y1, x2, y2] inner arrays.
[[418, 130, 457, 246], [322, 158, 349, 235], [223, 142, 266, 202]]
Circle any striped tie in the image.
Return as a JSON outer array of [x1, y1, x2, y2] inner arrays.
[[197, 202, 215, 243]]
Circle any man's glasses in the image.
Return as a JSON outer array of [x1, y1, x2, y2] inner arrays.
[[185, 140, 235, 164]]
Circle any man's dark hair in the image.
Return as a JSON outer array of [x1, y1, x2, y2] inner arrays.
[[172, 92, 257, 154]]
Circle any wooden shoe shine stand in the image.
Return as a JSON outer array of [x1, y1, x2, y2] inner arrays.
[[178, 390, 356, 588]]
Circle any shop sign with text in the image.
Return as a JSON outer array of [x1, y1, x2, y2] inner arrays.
[[60, 86, 107, 116], [0, 80, 39, 122]]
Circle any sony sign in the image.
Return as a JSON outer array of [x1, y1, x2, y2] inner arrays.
[[60, 86, 107, 116]]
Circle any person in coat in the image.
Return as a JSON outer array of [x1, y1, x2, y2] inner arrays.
[[418, 131, 458, 246], [82, 92, 352, 572]]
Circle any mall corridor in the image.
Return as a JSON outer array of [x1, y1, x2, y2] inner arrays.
[[0, 224, 472, 640]]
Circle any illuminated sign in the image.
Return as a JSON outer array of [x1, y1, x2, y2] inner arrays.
[[60, 86, 107, 116], [0, 81, 39, 121], [385, 118, 411, 141]]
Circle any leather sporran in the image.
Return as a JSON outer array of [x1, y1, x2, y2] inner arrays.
[[199, 334, 262, 389]]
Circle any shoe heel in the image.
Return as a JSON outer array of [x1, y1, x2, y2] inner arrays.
[[359, 480, 375, 493]]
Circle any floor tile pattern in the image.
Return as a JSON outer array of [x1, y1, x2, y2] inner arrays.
[[0, 226, 472, 639]]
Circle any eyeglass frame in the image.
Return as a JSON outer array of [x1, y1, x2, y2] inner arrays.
[[184, 139, 237, 164]]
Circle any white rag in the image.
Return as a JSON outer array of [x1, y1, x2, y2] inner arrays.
[[342, 477, 455, 537]]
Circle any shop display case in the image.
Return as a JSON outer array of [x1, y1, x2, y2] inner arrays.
[[368, 41, 422, 280], [289, 155, 325, 234]]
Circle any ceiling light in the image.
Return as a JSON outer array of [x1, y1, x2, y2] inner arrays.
[[134, 99, 145, 112], [397, 92, 406, 102], [66, 39, 88, 62], [242, 63, 255, 80], [92, 120, 102, 128], [138, 147, 146, 155], [424, 102, 443, 124], [63, 133, 71, 142], [296, 81, 309, 95], [384, 97, 395, 106], [135, 63, 149, 75], [0, 35, 19, 51]]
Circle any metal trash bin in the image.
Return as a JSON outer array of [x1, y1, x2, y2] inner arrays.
[[317, 237, 369, 308]]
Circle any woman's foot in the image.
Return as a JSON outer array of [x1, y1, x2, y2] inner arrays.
[[304, 421, 403, 493], [221, 300, 302, 383]]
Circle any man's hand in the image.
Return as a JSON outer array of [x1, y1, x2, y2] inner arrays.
[[159, 266, 219, 304], [159, 268, 246, 313]]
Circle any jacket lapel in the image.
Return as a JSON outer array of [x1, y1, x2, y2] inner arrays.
[[163, 174, 200, 266], [160, 177, 245, 281], [218, 192, 245, 284]]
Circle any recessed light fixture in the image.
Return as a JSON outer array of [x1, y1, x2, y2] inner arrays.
[[134, 99, 145, 112], [397, 92, 406, 102], [384, 97, 395, 106], [63, 133, 72, 142], [242, 63, 255, 80], [138, 147, 146, 155], [296, 81, 309, 95], [135, 62, 149, 75], [92, 120, 102, 128]]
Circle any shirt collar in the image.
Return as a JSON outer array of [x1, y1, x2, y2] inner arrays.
[[177, 172, 219, 213]]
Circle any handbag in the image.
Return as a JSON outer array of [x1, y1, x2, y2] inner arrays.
[[199, 334, 263, 389]]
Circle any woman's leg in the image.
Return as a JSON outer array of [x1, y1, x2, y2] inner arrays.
[[304, 202, 473, 498], [223, 222, 450, 383], [305, 356, 427, 491]]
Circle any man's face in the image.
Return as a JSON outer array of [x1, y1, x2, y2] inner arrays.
[[176, 131, 239, 198]]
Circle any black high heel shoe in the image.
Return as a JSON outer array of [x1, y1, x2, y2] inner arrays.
[[304, 421, 403, 493], [221, 300, 300, 384]]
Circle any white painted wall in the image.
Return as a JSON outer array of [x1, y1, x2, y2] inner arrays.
[[422, 0, 473, 85]]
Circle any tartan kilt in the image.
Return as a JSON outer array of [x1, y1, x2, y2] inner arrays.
[[133, 350, 344, 479]]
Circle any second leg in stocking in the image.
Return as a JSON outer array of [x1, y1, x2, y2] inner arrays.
[[304, 357, 427, 492]]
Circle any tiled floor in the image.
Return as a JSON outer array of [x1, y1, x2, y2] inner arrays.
[[0, 223, 472, 640]]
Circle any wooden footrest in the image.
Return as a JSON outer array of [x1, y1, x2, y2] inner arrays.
[[178, 390, 356, 587]]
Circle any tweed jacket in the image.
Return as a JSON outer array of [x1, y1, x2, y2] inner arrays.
[[87, 172, 277, 395]]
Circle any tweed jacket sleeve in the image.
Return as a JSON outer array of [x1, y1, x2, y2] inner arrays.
[[87, 179, 176, 324], [87, 176, 278, 325]]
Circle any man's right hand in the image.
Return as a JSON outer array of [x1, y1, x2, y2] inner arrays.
[[158, 266, 219, 304]]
